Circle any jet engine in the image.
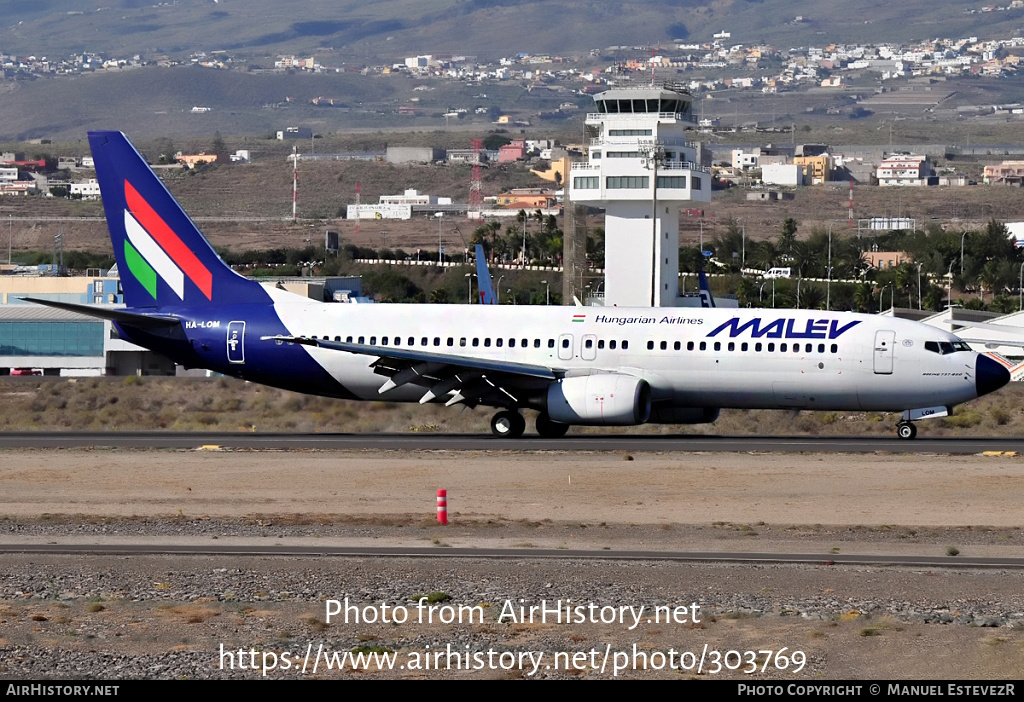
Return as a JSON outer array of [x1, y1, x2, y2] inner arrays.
[[546, 374, 651, 425]]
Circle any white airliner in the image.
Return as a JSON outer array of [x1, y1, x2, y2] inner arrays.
[[27, 132, 1012, 439]]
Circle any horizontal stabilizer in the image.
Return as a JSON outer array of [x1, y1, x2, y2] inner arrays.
[[19, 297, 181, 327]]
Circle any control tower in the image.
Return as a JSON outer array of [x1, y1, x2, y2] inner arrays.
[[568, 84, 711, 307]]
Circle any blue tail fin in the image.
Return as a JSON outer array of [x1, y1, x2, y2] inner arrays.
[[474, 243, 497, 304], [88, 131, 267, 308], [698, 269, 716, 308]]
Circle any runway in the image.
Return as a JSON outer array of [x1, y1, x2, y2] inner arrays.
[[2, 542, 1024, 569], [0, 430, 1022, 453]]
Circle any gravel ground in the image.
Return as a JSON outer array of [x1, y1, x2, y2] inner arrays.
[[2, 449, 1024, 680]]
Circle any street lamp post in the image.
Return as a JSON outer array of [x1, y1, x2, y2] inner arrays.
[[827, 221, 835, 310], [496, 275, 505, 304], [465, 273, 475, 303], [917, 263, 922, 310], [1019, 261, 1024, 312], [540, 279, 550, 305], [640, 140, 666, 307], [960, 232, 968, 276], [947, 259, 957, 309], [435, 213, 444, 266]]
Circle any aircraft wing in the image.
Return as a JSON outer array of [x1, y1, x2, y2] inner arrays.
[[264, 335, 563, 407], [958, 337, 1024, 349]]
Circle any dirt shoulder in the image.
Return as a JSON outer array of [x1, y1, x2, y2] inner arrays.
[[2, 448, 1023, 680]]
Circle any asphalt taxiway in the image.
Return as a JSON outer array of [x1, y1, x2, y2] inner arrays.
[[0, 431, 1022, 453]]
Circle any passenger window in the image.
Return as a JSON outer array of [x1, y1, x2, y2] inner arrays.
[[408, 337, 415, 346], [674, 341, 681, 351], [548, 339, 555, 348], [660, 341, 667, 350], [509, 338, 515, 348], [585, 339, 593, 349], [382, 337, 388, 345], [741, 342, 748, 352], [714, 342, 721, 351], [535, 339, 541, 348], [560, 338, 568, 348], [818, 343, 825, 353], [622, 340, 629, 350], [358, 336, 365, 344], [497, 338, 503, 347], [831, 344, 838, 354], [370, 336, 376, 345], [522, 339, 528, 347], [484, 338, 491, 347], [805, 343, 812, 353], [346, 336, 353, 343], [755, 343, 762, 352], [699, 341, 706, 351], [780, 343, 787, 352], [421, 337, 428, 346], [647, 341, 655, 350], [447, 338, 454, 347], [687, 341, 694, 351], [434, 337, 441, 346], [610, 340, 617, 350], [768, 343, 774, 352], [598, 340, 605, 350], [472, 338, 479, 347], [460, 338, 467, 347]]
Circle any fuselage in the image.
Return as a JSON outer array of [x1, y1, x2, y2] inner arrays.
[[119, 289, 1000, 416]]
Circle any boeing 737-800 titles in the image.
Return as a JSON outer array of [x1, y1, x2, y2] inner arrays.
[[26, 132, 1011, 439]]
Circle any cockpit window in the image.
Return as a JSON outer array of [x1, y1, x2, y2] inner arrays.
[[926, 340, 972, 355]]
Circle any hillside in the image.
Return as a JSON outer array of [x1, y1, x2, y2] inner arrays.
[[3, 0, 1023, 63]]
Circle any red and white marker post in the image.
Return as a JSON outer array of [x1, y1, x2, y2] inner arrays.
[[436, 489, 448, 525]]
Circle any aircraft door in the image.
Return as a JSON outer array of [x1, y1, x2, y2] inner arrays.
[[873, 330, 895, 374], [558, 333, 574, 361], [227, 321, 245, 364], [581, 334, 597, 361]]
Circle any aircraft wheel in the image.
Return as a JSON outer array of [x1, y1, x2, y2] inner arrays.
[[491, 410, 525, 438], [536, 413, 570, 438], [897, 422, 917, 440]]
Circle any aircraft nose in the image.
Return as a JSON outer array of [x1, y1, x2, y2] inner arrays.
[[976, 354, 1011, 397]]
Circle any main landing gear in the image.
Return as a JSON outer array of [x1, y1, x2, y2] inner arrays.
[[489, 411, 570, 438], [896, 421, 917, 440], [490, 410, 526, 438], [535, 413, 570, 439]]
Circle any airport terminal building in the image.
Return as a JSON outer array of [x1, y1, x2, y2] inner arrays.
[[0, 273, 175, 376]]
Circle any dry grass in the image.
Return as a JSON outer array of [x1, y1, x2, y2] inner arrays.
[[0, 376, 1022, 436]]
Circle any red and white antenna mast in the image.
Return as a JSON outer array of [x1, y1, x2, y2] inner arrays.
[[468, 139, 483, 220]]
